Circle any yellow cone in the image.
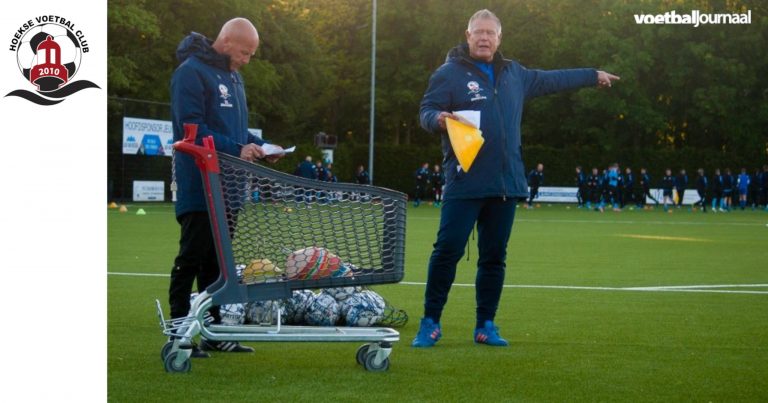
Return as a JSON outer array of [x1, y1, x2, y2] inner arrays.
[[119, 205, 128, 213], [108, 202, 118, 208]]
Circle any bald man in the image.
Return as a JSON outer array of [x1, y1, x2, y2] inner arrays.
[[169, 18, 282, 356]]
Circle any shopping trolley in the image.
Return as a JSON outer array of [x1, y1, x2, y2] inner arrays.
[[157, 123, 407, 373]]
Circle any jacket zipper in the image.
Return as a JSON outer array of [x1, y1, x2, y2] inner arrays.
[[461, 56, 510, 201], [232, 72, 243, 144]]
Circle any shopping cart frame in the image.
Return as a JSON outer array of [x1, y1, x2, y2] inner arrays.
[[158, 123, 405, 373]]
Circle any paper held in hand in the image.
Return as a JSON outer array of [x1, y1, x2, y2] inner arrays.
[[262, 144, 296, 156], [445, 116, 484, 172]]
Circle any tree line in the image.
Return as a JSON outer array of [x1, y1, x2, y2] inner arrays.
[[108, 0, 767, 189]]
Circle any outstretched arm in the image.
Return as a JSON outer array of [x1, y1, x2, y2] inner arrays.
[[521, 64, 620, 99]]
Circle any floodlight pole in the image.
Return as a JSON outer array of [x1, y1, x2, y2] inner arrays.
[[368, 0, 377, 184]]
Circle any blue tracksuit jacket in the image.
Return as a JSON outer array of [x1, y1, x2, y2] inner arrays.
[[171, 32, 265, 217], [419, 43, 596, 199]]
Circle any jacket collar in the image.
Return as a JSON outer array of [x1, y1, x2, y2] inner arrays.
[[176, 32, 231, 72]]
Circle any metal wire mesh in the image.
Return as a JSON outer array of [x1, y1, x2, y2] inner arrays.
[[217, 153, 406, 290]]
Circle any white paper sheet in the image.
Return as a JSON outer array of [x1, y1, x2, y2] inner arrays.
[[453, 110, 481, 129], [262, 144, 296, 156]]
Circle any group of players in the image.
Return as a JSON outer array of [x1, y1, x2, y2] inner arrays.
[[572, 164, 768, 213], [413, 162, 446, 207]]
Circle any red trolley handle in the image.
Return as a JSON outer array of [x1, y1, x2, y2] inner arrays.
[[173, 123, 220, 174]]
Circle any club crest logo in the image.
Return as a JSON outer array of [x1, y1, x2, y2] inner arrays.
[[6, 16, 100, 105], [218, 83, 233, 107], [467, 80, 486, 101]]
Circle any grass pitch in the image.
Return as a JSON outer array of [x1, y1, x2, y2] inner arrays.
[[108, 203, 767, 402]]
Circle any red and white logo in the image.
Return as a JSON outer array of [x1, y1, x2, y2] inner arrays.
[[7, 17, 99, 105]]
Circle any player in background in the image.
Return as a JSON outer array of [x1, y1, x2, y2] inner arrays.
[[605, 163, 621, 211], [749, 168, 761, 210], [413, 162, 430, 207], [431, 164, 445, 207], [587, 167, 602, 212], [527, 163, 544, 209], [721, 168, 734, 211], [737, 168, 750, 210], [710, 168, 723, 213], [622, 166, 635, 209], [762, 165, 768, 211], [355, 165, 370, 185], [639, 168, 658, 209], [693, 168, 708, 213], [575, 166, 587, 208], [661, 168, 675, 212], [675, 168, 688, 209]]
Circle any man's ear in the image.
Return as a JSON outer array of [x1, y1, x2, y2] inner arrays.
[[465, 29, 471, 41]]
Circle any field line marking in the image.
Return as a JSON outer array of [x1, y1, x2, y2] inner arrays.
[[108, 271, 168, 277], [625, 284, 768, 290], [398, 281, 768, 294], [410, 216, 763, 227], [108, 273, 768, 295]]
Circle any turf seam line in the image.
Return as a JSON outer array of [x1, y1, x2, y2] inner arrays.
[[107, 272, 768, 294]]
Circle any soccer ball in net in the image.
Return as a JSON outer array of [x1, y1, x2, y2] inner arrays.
[[241, 258, 282, 284], [219, 303, 246, 326], [282, 289, 315, 324], [322, 286, 363, 302], [245, 300, 282, 325], [284, 247, 352, 280], [341, 290, 386, 327], [304, 292, 340, 326]]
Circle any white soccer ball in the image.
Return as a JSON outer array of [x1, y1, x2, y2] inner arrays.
[[304, 292, 340, 326], [219, 303, 246, 326], [282, 290, 315, 324], [341, 290, 386, 327], [245, 300, 282, 325], [322, 286, 363, 302]]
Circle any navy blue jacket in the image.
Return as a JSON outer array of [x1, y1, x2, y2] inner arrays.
[[676, 174, 688, 190], [528, 170, 544, 188], [171, 32, 265, 217], [420, 44, 596, 199], [696, 175, 708, 193], [624, 173, 635, 189], [295, 161, 317, 179], [661, 175, 675, 191]]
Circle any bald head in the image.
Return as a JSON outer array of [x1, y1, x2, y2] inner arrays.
[[212, 18, 260, 71]]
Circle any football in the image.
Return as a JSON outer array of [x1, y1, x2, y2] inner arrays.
[[219, 303, 246, 326], [341, 290, 386, 327], [304, 292, 340, 326], [245, 300, 282, 325], [323, 286, 363, 302], [242, 258, 282, 284], [284, 247, 351, 280], [282, 289, 315, 324]]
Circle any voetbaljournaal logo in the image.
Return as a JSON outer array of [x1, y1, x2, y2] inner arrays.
[[7, 15, 100, 105]]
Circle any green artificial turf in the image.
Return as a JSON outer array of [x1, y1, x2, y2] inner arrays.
[[108, 203, 768, 402]]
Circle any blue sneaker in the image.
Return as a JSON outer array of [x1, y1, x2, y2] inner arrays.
[[411, 317, 441, 347], [474, 320, 509, 346]]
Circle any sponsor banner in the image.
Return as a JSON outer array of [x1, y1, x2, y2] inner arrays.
[[133, 180, 165, 202], [123, 117, 173, 156], [531, 187, 703, 205]]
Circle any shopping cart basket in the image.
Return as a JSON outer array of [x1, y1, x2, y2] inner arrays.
[[157, 123, 407, 373]]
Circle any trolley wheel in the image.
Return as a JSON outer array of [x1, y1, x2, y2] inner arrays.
[[363, 350, 390, 372], [355, 344, 370, 366], [164, 351, 191, 373], [160, 341, 174, 362]]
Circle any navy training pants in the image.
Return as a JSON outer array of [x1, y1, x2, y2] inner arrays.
[[423, 197, 517, 326]]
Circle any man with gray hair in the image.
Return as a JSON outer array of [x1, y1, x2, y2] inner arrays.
[[414, 9, 619, 347]]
